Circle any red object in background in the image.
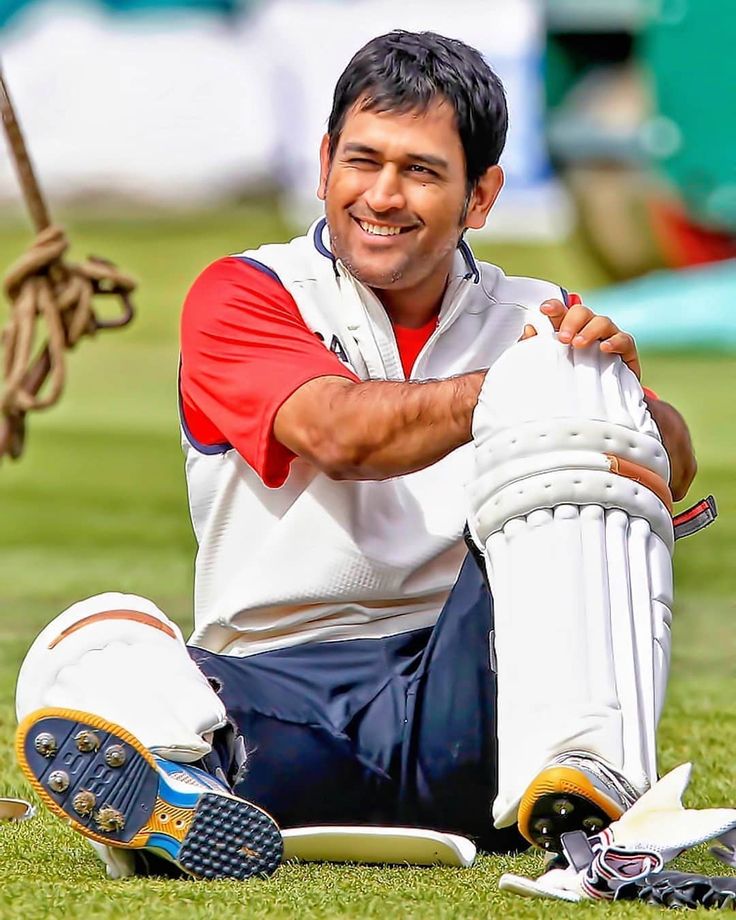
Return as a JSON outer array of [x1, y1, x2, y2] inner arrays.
[[648, 198, 736, 268]]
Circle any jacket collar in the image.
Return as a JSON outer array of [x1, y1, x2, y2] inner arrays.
[[311, 217, 480, 285]]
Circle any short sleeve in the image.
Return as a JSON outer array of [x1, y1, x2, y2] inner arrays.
[[180, 257, 358, 487]]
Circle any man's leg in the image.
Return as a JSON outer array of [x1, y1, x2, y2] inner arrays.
[[190, 571, 520, 854], [14, 593, 282, 879], [396, 551, 525, 854], [468, 335, 674, 850], [189, 636, 417, 829]]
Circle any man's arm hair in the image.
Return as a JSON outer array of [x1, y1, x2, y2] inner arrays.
[[645, 396, 697, 502], [273, 372, 486, 480], [274, 368, 697, 498]]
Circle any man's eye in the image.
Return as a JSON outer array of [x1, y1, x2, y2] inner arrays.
[[347, 157, 378, 168], [408, 164, 438, 178]]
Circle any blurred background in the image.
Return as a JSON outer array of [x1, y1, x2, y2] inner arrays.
[[0, 0, 734, 628], [2, 0, 736, 340], [0, 3, 734, 865]]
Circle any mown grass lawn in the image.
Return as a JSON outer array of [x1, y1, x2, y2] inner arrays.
[[0, 208, 733, 918]]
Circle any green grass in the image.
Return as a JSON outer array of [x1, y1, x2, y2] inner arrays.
[[0, 207, 733, 917]]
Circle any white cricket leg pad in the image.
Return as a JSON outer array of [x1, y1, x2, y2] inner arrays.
[[15, 592, 226, 762], [467, 337, 674, 827], [88, 840, 136, 880]]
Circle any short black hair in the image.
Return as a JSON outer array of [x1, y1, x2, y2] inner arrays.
[[327, 31, 508, 190]]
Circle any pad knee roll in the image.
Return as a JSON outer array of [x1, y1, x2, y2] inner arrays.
[[15, 592, 226, 761]]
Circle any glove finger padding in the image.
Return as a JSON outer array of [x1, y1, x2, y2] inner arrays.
[[603, 763, 736, 862], [616, 871, 736, 908], [467, 336, 673, 825], [499, 865, 583, 902], [499, 764, 736, 904]]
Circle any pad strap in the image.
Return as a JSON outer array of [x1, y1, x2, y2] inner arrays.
[[673, 495, 717, 540], [48, 610, 178, 649]]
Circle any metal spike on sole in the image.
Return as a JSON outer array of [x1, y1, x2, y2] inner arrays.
[[524, 793, 615, 853], [518, 764, 626, 853], [16, 707, 283, 880]]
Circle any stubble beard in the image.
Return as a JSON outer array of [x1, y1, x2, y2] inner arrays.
[[328, 227, 409, 290], [327, 196, 469, 292]]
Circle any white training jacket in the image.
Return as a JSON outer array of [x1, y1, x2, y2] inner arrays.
[[183, 219, 562, 656]]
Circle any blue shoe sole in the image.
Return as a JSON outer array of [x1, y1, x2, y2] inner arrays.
[[16, 707, 283, 879]]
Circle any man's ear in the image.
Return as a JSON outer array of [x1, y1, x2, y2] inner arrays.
[[317, 134, 331, 201], [464, 165, 504, 231]]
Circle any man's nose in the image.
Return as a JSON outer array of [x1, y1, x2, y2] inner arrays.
[[364, 165, 405, 213]]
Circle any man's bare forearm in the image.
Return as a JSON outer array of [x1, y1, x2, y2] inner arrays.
[[274, 372, 487, 480]]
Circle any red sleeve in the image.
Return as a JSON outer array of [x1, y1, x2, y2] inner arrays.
[[180, 257, 358, 487]]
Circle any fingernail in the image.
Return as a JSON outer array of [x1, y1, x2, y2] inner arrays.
[[573, 335, 585, 344], [558, 332, 572, 343]]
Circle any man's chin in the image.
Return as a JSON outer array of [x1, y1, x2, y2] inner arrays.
[[340, 255, 407, 290]]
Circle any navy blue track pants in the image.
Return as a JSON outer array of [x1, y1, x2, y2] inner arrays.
[[189, 553, 524, 853]]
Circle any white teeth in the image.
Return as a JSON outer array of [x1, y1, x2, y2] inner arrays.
[[358, 220, 403, 236]]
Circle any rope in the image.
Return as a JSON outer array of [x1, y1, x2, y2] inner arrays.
[[1, 224, 135, 459]]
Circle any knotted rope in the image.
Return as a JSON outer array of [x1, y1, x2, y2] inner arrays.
[[0, 224, 135, 459]]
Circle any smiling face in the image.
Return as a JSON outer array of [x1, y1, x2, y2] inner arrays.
[[318, 98, 503, 321]]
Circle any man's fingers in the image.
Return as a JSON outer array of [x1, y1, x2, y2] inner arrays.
[[540, 298, 567, 331], [600, 332, 641, 378], [567, 314, 616, 346], [556, 304, 595, 343], [544, 296, 641, 378]]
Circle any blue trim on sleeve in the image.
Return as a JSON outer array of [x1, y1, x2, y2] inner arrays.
[[233, 256, 283, 286], [458, 239, 480, 283], [313, 218, 335, 262], [177, 360, 232, 456]]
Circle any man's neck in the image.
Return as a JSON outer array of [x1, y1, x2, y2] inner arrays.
[[371, 271, 449, 328]]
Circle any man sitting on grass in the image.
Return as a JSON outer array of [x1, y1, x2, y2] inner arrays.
[[15, 30, 696, 880]]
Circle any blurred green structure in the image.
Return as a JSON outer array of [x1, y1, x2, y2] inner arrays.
[[546, 0, 736, 263], [0, 0, 246, 29], [642, 2, 736, 233]]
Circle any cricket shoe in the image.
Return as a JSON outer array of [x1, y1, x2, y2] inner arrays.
[[517, 751, 641, 853], [16, 707, 283, 880]]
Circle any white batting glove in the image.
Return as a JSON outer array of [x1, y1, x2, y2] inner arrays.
[[499, 763, 736, 903]]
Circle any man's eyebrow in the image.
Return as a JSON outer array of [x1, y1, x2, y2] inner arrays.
[[343, 143, 381, 156], [342, 143, 449, 171], [406, 152, 449, 171]]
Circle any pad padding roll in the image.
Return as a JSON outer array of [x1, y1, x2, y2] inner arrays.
[[468, 337, 674, 828]]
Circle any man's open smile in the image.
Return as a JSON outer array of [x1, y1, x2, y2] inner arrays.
[[351, 216, 418, 237]]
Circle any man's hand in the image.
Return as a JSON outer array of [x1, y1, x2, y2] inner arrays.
[[540, 298, 641, 379], [523, 298, 695, 501]]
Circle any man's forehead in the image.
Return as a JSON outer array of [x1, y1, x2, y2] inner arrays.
[[336, 98, 462, 156]]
